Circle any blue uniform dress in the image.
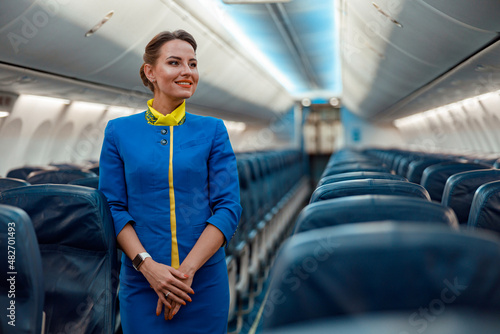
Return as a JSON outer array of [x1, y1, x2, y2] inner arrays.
[[99, 101, 242, 334]]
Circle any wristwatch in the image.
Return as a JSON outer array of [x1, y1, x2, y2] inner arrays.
[[132, 252, 151, 271]]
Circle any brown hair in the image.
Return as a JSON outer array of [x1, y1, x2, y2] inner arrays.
[[140, 30, 197, 92]]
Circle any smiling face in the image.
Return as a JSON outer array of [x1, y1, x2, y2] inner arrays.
[[145, 39, 199, 109]]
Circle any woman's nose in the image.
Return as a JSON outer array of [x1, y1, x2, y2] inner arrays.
[[180, 63, 193, 75]]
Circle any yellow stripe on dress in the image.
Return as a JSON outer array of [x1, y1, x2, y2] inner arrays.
[[169, 126, 180, 268]]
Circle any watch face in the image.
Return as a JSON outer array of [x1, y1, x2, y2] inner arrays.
[[132, 254, 143, 269], [133, 252, 150, 270]]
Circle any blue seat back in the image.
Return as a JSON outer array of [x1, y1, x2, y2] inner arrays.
[[326, 158, 375, 168], [317, 172, 406, 187], [68, 176, 99, 189], [407, 158, 454, 184], [49, 163, 86, 170], [294, 195, 458, 234], [262, 310, 500, 334], [310, 179, 430, 203], [421, 161, 491, 201], [26, 169, 97, 185], [0, 204, 44, 334], [322, 164, 391, 178], [494, 158, 500, 169], [88, 163, 100, 176], [394, 153, 425, 177], [468, 180, 500, 233], [6, 166, 56, 180], [0, 177, 30, 192], [245, 156, 266, 221], [236, 158, 257, 230], [264, 222, 500, 328], [0, 185, 118, 334], [442, 169, 500, 224]]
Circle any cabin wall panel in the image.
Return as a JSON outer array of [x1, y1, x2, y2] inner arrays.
[[462, 105, 492, 152], [229, 108, 299, 153], [394, 91, 500, 154], [0, 118, 22, 176], [340, 107, 404, 150], [0, 95, 135, 175], [50, 102, 107, 164], [0, 95, 66, 175], [24, 119, 53, 165], [478, 93, 500, 152]]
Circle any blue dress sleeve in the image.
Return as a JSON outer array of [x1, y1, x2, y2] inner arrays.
[[206, 119, 242, 244], [98, 120, 135, 236]]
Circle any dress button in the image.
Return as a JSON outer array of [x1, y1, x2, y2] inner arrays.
[[160, 139, 168, 145], [161, 129, 167, 135]]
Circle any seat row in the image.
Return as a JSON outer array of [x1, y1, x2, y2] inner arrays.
[[262, 148, 500, 332], [227, 150, 310, 333], [0, 185, 118, 334], [0, 149, 310, 334], [367, 148, 500, 230], [0, 162, 99, 192]]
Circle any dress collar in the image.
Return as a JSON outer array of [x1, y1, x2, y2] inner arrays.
[[145, 99, 186, 126]]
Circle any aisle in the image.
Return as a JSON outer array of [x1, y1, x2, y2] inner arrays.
[[239, 279, 271, 334]]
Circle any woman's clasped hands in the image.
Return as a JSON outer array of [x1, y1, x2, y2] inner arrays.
[[139, 259, 195, 320]]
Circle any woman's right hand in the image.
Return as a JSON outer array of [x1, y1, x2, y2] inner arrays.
[[138, 258, 194, 311]]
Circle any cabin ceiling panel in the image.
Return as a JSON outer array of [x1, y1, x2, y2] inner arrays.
[[213, 3, 311, 94], [214, 0, 341, 98], [421, 0, 500, 32], [281, 0, 340, 93], [340, 0, 499, 121], [0, 0, 293, 123]]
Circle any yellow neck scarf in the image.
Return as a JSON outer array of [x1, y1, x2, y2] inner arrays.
[[145, 99, 186, 126]]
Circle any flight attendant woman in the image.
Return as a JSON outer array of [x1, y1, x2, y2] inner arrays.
[[99, 30, 242, 333]]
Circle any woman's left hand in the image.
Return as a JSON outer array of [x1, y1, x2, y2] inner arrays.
[[160, 224, 225, 320], [161, 268, 195, 320]]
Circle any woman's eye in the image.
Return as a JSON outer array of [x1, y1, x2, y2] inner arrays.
[[168, 61, 179, 65], [190, 63, 197, 68]]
